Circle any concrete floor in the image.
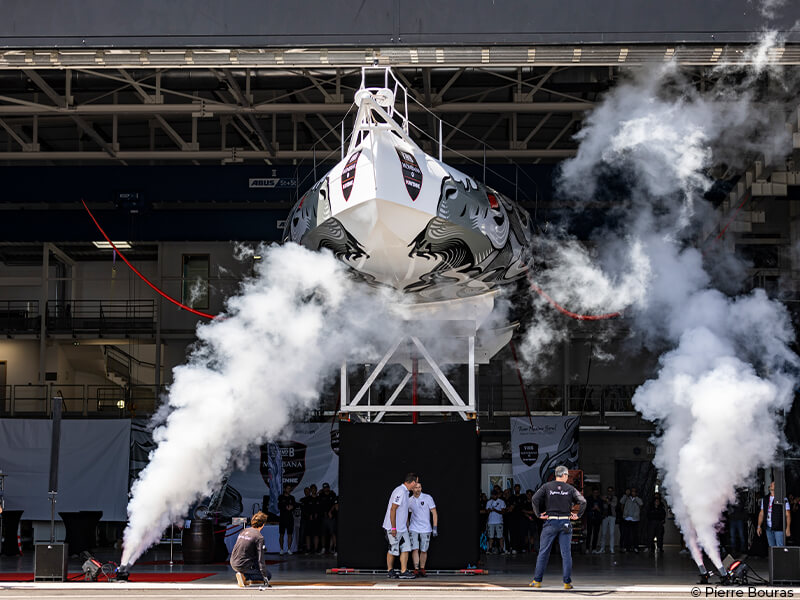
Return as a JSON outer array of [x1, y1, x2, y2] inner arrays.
[[0, 546, 796, 599]]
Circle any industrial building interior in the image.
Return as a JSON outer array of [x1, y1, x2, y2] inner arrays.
[[1, 25, 799, 570]]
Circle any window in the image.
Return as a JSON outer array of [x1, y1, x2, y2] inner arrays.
[[181, 255, 210, 310]]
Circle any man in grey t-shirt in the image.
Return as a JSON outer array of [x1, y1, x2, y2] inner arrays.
[[619, 487, 643, 553]]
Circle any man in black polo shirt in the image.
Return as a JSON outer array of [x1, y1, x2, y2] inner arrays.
[[301, 484, 321, 553], [529, 466, 586, 590], [277, 483, 296, 555], [230, 511, 272, 588], [319, 482, 338, 554]]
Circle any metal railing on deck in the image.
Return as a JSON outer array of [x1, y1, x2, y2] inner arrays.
[[0, 300, 40, 333], [2, 383, 165, 418], [47, 300, 155, 334]]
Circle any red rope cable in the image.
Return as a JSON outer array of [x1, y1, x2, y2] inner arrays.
[[81, 199, 216, 320], [711, 191, 752, 244], [85, 198, 619, 323], [525, 271, 621, 321]]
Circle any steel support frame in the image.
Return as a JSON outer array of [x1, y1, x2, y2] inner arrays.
[[339, 334, 476, 421]]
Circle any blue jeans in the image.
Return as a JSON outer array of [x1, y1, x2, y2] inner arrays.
[[729, 519, 746, 553], [533, 520, 573, 584], [766, 528, 785, 547]]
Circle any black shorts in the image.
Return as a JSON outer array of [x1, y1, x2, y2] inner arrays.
[[303, 519, 320, 537], [279, 516, 294, 536], [323, 517, 337, 536]]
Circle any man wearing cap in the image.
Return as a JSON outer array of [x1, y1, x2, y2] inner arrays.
[[382, 473, 418, 579], [529, 466, 586, 590]]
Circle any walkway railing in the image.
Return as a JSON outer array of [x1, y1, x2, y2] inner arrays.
[[0, 383, 165, 418]]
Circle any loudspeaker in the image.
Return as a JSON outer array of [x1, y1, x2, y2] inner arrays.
[[34, 543, 69, 581], [769, 546, 800, 584]]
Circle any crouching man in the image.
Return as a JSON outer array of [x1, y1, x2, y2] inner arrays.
[[230, 511, 272, 588]]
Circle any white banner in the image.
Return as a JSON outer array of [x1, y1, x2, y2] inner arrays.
[[0, 419, 131, 520], [510, 416, 580, 492], [227, 422, 339, 516]]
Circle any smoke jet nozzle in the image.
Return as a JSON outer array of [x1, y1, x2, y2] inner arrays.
[[697, 563, 712, 584]]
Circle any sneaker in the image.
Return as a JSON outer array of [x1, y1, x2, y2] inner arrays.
[[529, 580, 542, 588], [387, 569, 399, 579], [398, 570, 416, 579], [511, 549, 517, 555], [413, 569, 420, 576], [633, 548, 639, 553], [419, 568, 427, 577], [610, 548, 615, 554], [279, 550, 285, 555], [592, 549, 602, 554], [564, 583, 573, 590], [236, 572, 246, 588], [287, 550, 294, 555]]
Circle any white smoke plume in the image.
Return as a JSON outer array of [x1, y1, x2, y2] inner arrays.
[[757, 0, 786, 20], [121, 243, 409, 566], [524, 39, 798, 568]]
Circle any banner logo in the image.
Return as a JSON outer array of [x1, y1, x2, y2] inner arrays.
[[519, 442, 539, 466], [261, 441, 307, 487], [330, 429, 340, 455], [341, 151, 361, 201], [249, 178, 296, 189], [396, 149, 422, 200]]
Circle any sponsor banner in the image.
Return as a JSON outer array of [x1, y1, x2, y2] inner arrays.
[[227, 422, 339, 516], [0, 419, 130, 520], [510, 416, 579, 492], [396, 149, 422, 200], [341, 151, 361, 200], [248, 178, 297, 189]]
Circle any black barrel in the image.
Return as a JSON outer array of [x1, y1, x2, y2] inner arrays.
[[181, 519, 214, 564]]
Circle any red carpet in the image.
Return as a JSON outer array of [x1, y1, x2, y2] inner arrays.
[[140, 559, 283, 566], [0, 572, 215, 582]]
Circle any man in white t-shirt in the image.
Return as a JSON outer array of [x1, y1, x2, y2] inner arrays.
[[409, 482, 438, 576], [486, 488, 507, 554], [382, 472, 418, 579]]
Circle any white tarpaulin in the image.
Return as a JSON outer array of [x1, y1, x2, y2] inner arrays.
[[510, 416, 580, 492], [0, 419, 131, 520], [227, 422, 339, 515]]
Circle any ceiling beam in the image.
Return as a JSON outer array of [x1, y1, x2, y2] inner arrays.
[[23, 69, 122, 161], [0, 101, 593, 116], [0, 148, 576, 161]]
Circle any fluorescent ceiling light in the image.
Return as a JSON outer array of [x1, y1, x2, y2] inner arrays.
[[93, 241, 132, 249]]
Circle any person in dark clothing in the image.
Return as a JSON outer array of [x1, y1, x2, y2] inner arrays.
[[522, 489, 540, 553], [301, 484, 321, 553], [297, 486, 310, 552], [319, 482, 338, 554], [230, 511, 272, 588], [645, 494, 667, 553], [510, 484, 527, 554], [585, 488, 604, 552], [277, 483, 296, 555], [727, 489, 748, 556], [479, 492, 489, 536], [757, 481, 791, 547], [529, 466, 587, 590]]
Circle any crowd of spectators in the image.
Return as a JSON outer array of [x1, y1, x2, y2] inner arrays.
[[479, 481, 800, 557], [263, 481, 338, 555]]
